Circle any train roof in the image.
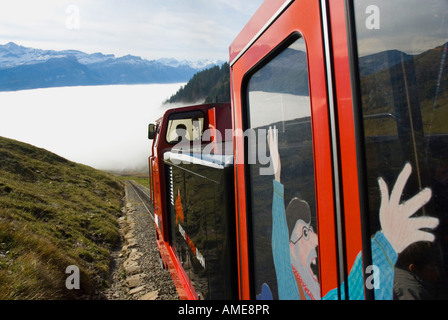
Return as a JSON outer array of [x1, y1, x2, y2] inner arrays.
[[229, 0, 292, 66]]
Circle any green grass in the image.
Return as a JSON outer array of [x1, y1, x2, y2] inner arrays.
[[112, 171, 150, 189], [0, 136, 124, 299]]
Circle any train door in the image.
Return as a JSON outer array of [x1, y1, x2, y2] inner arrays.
[[338, 0, 448, 300], [232, 0, 448, 300], [230, 0, 340, 300]]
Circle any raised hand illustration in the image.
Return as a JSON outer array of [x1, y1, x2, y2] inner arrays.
[[378, 163, 439, 254], [267, 126, 281, 182]]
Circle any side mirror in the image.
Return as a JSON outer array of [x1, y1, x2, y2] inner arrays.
[[148, 123, 156, 140]]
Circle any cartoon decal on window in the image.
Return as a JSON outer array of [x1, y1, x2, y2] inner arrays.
[[259, 126, 439, 300]]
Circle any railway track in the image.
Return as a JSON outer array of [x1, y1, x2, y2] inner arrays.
[[128, 180, 154, 221], [103, 179, 178, 300]]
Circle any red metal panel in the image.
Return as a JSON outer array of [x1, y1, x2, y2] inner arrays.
[[157, 238, 198, 300], [229, 0, 289, 64], [328, 0, 364, 279], [208, 108, 218, 154]]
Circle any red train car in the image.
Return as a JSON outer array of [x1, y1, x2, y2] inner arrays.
[[149, 0, 448, 300], [148, 102, 236, 299]]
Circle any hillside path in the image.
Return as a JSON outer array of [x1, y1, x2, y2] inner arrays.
[[102, 180, 179, 300]]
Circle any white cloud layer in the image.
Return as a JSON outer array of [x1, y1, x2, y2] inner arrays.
[[0, 84, 186, 172]]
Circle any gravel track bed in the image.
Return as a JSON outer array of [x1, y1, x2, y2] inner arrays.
[[102, 181, 178, 300]]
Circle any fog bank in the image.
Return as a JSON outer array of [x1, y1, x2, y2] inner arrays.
[[0, 83, 185, 172]]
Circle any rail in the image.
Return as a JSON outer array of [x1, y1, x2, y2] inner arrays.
[[128, 180, 155, 222]]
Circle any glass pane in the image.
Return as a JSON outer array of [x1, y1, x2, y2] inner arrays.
[[165, 111, 204, 144], [166, 160, 236, 299], [353, 0, 448, 299], [246, 37, 320, 300]]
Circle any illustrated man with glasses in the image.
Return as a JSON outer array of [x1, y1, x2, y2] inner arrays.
[[285, 197, 320, 299], [263, 126, 439, 300], [265, 126, 320, 300]]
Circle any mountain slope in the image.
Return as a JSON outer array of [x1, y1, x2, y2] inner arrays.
[[0, 42, 222, 91], [0, 136, 124, 299], [165, 62, 230, 104], [0, 56, 103, 91]]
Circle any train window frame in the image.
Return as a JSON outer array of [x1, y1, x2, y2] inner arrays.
[[241, 32, 321, 300], [165, 110, 206, 145]]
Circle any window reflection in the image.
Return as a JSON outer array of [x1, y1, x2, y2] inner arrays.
[[354, 0, 448, 299], [165, 111, 204, 144], [246, 36, 320, 300]]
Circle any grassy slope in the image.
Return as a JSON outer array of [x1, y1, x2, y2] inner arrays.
[[0, 136, 124, 299], [112, 171, 150, 189]]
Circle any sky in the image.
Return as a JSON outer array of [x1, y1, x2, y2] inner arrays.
[[0, 0, 265, 62], [354, 0, 448, 56]]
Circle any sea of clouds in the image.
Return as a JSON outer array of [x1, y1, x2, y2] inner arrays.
[[0, 83, 185, 172]]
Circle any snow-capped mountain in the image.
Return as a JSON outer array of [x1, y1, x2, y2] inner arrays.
[[156, 57, 224, 70], [0, 42, 109, 68], [0, 42, 224, 91], [0, 42, 220, 71]]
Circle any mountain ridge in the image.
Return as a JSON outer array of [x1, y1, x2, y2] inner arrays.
[[0, 42, 222, 70], [0, 42, 224, 91], [165, 62, 230, 104]]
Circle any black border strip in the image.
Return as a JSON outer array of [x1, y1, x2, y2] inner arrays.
[[344, 0, 375, 300]]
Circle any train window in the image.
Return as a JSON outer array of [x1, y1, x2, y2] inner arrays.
[[353, 0, 448, 299], [245, 36, 320, 300], [165, 110, 205, 144]]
